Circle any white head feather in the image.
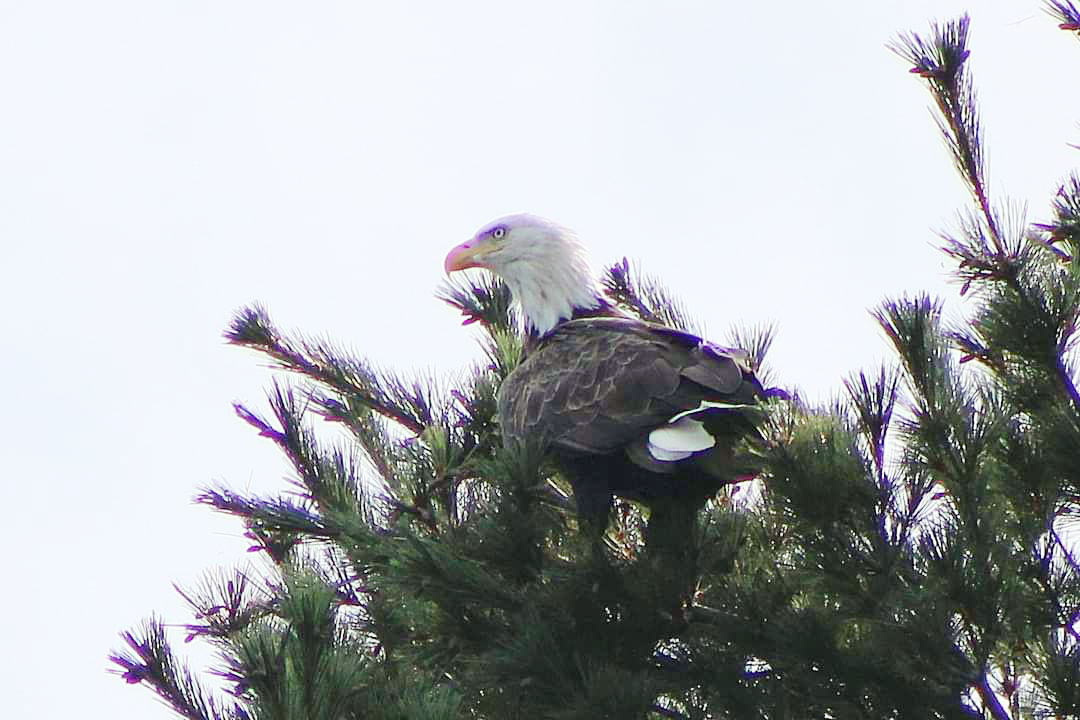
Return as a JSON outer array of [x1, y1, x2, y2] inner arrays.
[[468, 214, 605, 336]]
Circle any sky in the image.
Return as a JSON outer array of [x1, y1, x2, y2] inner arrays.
[[2, 1, 1078, 717]]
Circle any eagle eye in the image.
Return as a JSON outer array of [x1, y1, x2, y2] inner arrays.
[[491, 226, 507, 240]]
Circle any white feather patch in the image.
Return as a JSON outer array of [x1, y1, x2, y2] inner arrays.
[[647, 417, 716, 462], [667, 400, 756, 423]]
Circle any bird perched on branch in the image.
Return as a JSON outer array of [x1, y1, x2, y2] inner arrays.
[[445, 214, 769, 529]]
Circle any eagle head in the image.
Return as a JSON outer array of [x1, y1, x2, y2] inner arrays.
[[444, 214, 605, 336]]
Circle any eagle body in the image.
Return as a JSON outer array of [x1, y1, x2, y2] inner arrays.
[[445, 214, 766, 522], [498, 316, 763, 517]]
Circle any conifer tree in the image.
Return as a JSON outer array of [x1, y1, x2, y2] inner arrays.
[[113, 7, 1080, 718]]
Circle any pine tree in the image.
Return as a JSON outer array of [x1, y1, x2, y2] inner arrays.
[[112, 8, 1080, 718]]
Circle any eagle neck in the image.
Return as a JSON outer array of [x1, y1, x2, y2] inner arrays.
[[494, 221, 609, 340], [523, 300, 622, 353], [509, 271, 605, 338]]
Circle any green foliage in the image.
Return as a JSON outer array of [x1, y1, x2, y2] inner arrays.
[[114, 9, 1080, 719], [603, 257, 704, 336]]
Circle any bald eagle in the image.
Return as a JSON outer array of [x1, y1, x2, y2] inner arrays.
[[445, 214, 767, 525]]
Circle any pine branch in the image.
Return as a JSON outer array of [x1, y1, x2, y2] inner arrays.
[[873, 295, 960, 424], [173, 570, 268, 642], [603, 258, 704, 335], [196, 486, 331, 539], [109, 618, 239, 720], [480, 326, 523, 384], [1050, 525, 1080, 611], [1056, 354, 1080, 422], [975, 676, 1011, 720], [727, 323, 780, 387], [1045, 0, 1080, 34], [229, 309, 473, 534], [233, 383, 394, 530], [226, 305, 430, 436], [1034, 175, 1080, 261], [844, 365, 900, 483], [311, 392, 398, 488], [310, 372, 487, 532], [1037, 631, 1080, 715], [891, 16, 1004, 255], [436, 273, 516, 334], [894, 18, 1080, 429], [1043, 540, 1080, 647]]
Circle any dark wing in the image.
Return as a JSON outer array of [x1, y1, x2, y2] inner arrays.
[[496, 317, 762, 463]]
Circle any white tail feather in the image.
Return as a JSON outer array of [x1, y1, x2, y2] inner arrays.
[[647, 417, 715, 462]]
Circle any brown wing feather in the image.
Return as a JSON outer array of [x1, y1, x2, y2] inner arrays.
[[497, 317, 760, 457]]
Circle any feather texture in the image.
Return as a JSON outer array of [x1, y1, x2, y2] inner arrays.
[[449, 215, 768, 520], [497, 317, 763, 476]]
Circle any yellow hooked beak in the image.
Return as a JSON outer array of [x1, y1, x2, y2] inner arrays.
[[444, 239, 489, 273]]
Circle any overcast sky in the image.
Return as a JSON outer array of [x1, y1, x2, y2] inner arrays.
[[3, 2, 1078, 717]]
